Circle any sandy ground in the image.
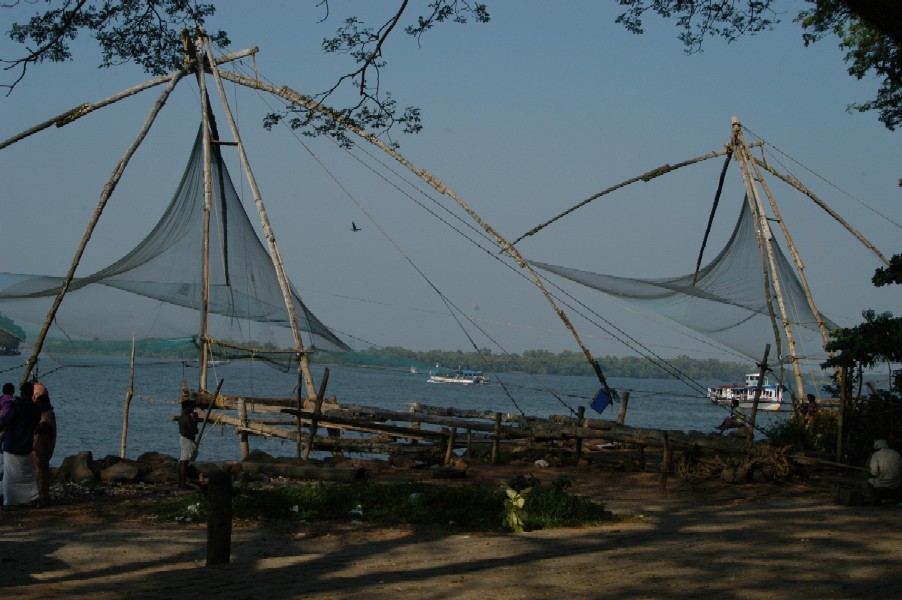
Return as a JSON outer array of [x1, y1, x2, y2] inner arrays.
[[2, 464, 901, 600]]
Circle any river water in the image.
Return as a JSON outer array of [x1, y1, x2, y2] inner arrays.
[[0, 355, 788, 466]]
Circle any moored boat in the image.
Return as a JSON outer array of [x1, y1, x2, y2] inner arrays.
[[427, 366, 490, 385], [707, 373, 788, 411]]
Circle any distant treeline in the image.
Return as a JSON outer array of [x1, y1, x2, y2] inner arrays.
[[315, 347, 749, 381], [35, 339, 748, 381]]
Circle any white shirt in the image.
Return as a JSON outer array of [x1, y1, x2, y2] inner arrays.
[[869, 447, 902, 488]]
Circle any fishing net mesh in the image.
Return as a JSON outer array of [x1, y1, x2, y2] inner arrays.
[[532, 200, 835, 364], [0, 128, 348, 365]]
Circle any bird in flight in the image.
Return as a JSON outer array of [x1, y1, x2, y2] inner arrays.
[[351, 221, 362, 232]]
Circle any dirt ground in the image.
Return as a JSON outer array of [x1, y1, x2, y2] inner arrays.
[[2, 462, 901, 600]]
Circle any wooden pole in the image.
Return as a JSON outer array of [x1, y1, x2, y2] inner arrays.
[[21, 73, 183, 384], [444, 426, 458, 466], [295, 373, 306, 460], [203, 35, 318, 400], [197, 378, 224, 444], [752, 157, 888, 266], [660, 431, 671, 491], [747, 147, 841, 386], [748, 344, 771, 432], [837, 365, 848, 464], [491, 412, 502, 465], [193, 34, 213, 394], [206, 470, 232, 566], [617, 391, 631, 425], [732, 117, 806, 411], [1, 47, 256, 151], [119, 334, 136, 458], [303, 368, 330, 461], [575, 405, 586, 461], [238, 397, 249, 459]]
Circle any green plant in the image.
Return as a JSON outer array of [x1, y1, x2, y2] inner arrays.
[[501, 475, 612, 532], [503, 486, 530, 533]]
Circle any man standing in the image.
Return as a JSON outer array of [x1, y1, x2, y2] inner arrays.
[[868, 439, 902, 503], [178, 399, 198, 489]]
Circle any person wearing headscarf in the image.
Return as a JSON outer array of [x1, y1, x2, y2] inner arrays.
[[32, 388, 56, 508], [1, 381, 40, 510]]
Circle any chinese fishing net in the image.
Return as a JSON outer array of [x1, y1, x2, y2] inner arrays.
[[532, 199, 837, 364], [0, 128, 348, 368]]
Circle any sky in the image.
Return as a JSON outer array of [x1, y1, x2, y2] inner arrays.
[[1, 1, 900, 365]]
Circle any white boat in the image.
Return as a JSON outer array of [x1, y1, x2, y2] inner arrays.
[[182, 359, 231, 368], [427, 367, 490, 385], [707, 373, 788, 411]]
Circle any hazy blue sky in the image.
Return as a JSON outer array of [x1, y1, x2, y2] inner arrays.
[[1, 1, 900, 364]]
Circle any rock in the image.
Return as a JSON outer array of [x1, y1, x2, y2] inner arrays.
[[136, 451, 176, 466], [100, 461, 140, 483], [722, 466, 749, 484], [832, 484, 867, 506], [245, 449, 275, 462], [68, 451, 99, 483], [751, 464, 775, 483], [142, 462, 178, 484]]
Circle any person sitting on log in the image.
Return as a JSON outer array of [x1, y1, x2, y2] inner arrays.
[[867, 439, 902, 504], [716, 399, 747, 435]]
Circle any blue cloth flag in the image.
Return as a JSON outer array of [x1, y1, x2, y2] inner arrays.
[[590, 388, 612, 414]]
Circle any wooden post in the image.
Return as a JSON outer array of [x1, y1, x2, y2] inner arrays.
[[617, 391, 631, 425], [238, 397, 249, 460], [206, 470, 232, 566], [119, 334, 136, 458], [466, 429, 473, 458], [304, 368, 330, 461], [748, 344, 771, 432], [295, 372, 305, 460], [837, 365, 848, 463], [574, 406, 585, 461], [660, 431, 671, 491], [637, 444, 646, 471], [444, 426, 457, 466], [491, 412, 502, 465]]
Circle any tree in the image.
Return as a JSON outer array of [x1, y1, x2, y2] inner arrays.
[[614, 1, 902, 130], [2, 0, 489, 145], [819, 254, 902, 462]]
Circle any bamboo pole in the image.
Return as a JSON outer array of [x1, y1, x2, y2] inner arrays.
[[511, 148, 729, 247], [0, 48, 257, 152], [574, 405, 585, 460], [748, 344, 771, 431], [837, 365, 848, 464], [215, 68, 614, 396], [304, 368, 330, 461], [746, 143, 836, 363], [752, 157, 888, 266], [660, 431, 671, 491], [491, 412, 502, 465], [444, 426, 458, 466], [238, 397, 249, 459], [616, 391, 631, 425], [203, 36, 318, 400], [191, 34, 214, 393], [731, 118, 806, 408], [119, 334, 136, 458], [21, 72, 184, 384]]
